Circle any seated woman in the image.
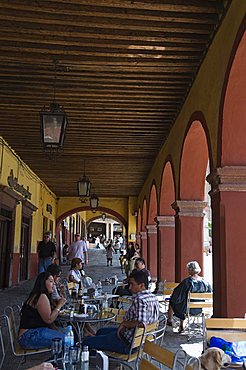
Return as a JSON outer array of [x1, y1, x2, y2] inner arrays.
[[67, 258, 93, 290], [67, 257, 84, 286], [167, 260, 212, 333], [18, 272, 66, 349]]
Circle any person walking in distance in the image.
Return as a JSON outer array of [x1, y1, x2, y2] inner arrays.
[[68, 234, 89, 270], [37, 232, 56, 273]]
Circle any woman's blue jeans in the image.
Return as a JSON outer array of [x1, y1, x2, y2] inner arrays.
[[82, 327, 130, 354], [19, 327, 65, 349]]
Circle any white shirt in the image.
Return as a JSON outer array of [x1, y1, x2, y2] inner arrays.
[[68, 240, 87, 262]]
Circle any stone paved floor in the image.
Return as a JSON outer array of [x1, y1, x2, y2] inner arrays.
[[0, 248, 203, 369]]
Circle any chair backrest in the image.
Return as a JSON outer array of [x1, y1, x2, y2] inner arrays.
[[4, 306, 20, 339], [163, 282, 179, 295], [204, 318, 246, 350], [0, 325, 5, 369], [188, 292, 213, 311], [67, 281, 76, 290], [139, 340, 186, 370], [107, 308, 126, 323], [3, 313, 18, 355]]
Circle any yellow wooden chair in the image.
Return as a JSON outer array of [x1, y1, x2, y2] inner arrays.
[[161, 281, 179, 312], [186, 292, 213, 341], [139, 339, 193, 370], [104, 321, 147, 369]]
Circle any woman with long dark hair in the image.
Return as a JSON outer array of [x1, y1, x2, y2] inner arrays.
[[18, 272, 66, 349]]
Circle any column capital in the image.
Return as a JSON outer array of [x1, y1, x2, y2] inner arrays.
[[155, 215, 175, 227], [207, 166, 246, 195], [139, 231, 147, 240], [145, 224, 157, 234], [172, 200, 207, 217]]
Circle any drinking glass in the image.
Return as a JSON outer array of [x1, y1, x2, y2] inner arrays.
[[69, 345, 81, 366], [51, 337, 63, 366]]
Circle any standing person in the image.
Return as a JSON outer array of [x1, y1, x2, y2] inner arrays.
[[18, 272, 66, 349], [68, 233, 88, 269], [37, 232, 56, 273], [106, 241, 115, 266]]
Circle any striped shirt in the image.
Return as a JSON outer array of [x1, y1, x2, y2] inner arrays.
[[121, 290, 159, 343]]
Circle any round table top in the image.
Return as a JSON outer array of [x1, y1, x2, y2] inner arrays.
[[59, 309, 116, 323]]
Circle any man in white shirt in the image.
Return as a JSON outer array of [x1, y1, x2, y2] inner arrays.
[[68, 234, 89, 269]]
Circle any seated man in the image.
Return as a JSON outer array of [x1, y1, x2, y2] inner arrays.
[[115, 257, 151, 298], [83, 270, 159, 354]]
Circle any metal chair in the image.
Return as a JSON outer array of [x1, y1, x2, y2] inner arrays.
[[0, 325, 5, 369], [3, 309, 50, 363], [139, 340, 192, 370]]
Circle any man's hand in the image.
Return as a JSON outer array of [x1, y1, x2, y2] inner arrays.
[[117, 320, 142, 338]]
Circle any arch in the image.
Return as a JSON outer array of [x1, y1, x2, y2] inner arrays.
[[56, 206, 127, 229], [180, 117, 210, 200], [148, 183, 158, 224], [141, 198, 147, 231], [160, 159, 176, 215], [87, 214, 121, 227], [220, 22, 246, 165]]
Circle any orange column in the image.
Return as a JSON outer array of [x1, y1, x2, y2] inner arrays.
[[139, 231, 147, 264], [172, 200, 206, 282], [208, 166, 246, 318], [156, 215, 175, 282], [146, 224, 157, 279]]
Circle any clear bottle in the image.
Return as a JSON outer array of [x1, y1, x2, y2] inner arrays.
[[81, 345, 89, 363], [97, 280, 102, 295], [63, 325, 74, 363]]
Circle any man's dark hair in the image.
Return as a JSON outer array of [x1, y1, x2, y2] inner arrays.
[[135, 257, 146, 265], [130, 269, 148, 289], [47, 263, 62, 277]]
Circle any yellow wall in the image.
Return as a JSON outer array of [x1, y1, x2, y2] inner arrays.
[[0, 137, 57, 253], [137, 0, 246, 210], [57, 196, 128, 224]]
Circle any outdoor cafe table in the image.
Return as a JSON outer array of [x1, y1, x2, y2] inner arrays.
[[58, 310, 116, 343]]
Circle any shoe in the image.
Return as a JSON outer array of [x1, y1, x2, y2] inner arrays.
[[178, 327, 184, 333], [167, 320, 172, 327]]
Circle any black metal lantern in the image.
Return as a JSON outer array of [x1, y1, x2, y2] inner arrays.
[[40, 102, 68, 151], [40, 61, 68, 157], [90, 191, 99, 211], [77, 174, 91, 199], [77, 160, 91, 199]]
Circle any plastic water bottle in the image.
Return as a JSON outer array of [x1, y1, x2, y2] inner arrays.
[[63, 325, 74, 363]]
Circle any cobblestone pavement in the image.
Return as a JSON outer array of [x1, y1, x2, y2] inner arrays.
[[0, 248, 203, 369]]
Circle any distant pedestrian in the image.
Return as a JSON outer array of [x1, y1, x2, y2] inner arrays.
[[68, 234, 88, 269], [106, 242, 115, 266], [37, 232, 56, 273]]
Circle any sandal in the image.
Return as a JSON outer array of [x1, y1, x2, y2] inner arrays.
[[167, 320, 173, 327], [178, 327, 184, 333]]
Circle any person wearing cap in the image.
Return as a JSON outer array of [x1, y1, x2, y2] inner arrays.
[[68, 234, 88, 269], [37, 232, 56, 273], [167, 260, 212, 333]]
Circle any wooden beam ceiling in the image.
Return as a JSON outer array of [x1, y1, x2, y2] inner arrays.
[[0, 0, 230, 197]]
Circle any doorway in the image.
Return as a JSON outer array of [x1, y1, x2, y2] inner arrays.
[[0, 209, 13, 289], [19, 216, 30, 281]]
